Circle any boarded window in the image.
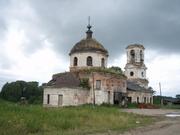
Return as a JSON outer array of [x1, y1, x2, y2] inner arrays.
[[87, 56, 93, 66], [96, 80, 101, 89], [58, 95, 63, 106], [73, 57, 78, 66]]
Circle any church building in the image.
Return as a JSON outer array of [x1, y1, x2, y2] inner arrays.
[[125, 45, 153, 103], [43, 22, 153, 107]]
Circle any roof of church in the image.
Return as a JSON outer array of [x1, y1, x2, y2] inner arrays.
[[126, 44, 145, 49], [69, 23, 108, 55], [46, 72, 80, 88], [70, 38, 108, 55], [127, 81, 153, 93]]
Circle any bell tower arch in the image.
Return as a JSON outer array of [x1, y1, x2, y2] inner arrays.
[[125, 44, 148, 88]]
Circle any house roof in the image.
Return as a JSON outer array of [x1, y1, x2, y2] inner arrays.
[[127, 80, 153, 93], [46, 72, 80, 88]]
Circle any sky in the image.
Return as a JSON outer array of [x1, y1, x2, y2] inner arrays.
[[0, 0, 180, 97]]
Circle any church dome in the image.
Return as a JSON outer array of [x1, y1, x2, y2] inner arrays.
[[69, 23, 108, 56], [69, 21, 109, 71], [69, 38, 108, 55]]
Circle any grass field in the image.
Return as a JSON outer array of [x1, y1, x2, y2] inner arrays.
[[0, 99, 154, 135]]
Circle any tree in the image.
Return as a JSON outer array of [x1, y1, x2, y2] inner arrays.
[[176, 94, 180, 99], [0, 81, 43, 104], [108, 66, 123, 74]]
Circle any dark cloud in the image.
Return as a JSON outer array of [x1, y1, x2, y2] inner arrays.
[[0, 0, 180, 95], [24, 0, 180, 60], [1, 0, 180, 59]]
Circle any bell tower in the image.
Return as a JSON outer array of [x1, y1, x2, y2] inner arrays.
[[124, 44, 148, 88]]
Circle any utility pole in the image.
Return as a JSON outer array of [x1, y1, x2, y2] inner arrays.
[[159, 82, 163, 106], [92, 72, 95, 107]]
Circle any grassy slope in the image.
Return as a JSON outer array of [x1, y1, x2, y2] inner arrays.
[[0, 100, 154, 135]]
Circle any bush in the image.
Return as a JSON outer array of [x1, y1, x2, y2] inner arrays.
[[79, 78, 91, 89], [127, 103, 138, 108]]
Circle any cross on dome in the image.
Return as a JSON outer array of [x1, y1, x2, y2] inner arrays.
[[86, 16, 93, 39]]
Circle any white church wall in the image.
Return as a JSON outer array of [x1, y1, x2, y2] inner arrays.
[[43, 87, 90, 107], [127, 91, 153, 104], [70, 52, 108, 68], [125, 67, 146, 79], [94, 90, 108, 105]]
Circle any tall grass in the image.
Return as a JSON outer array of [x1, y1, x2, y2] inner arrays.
[[0, 99, 153, 135]]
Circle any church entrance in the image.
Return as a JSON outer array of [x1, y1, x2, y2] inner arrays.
[[127, 97, 132, 103], [114, 92, 127, 107], [113, 92, 123, 105]]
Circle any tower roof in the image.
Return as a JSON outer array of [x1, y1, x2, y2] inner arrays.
[[69, 38, 108, 55], [126, 44, 145, 50], [69, 18, 108, 56]]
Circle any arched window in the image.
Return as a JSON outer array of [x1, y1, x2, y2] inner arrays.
[[141, 72, 144, 77], [73, 57, 78, 66], [130, 71, 134, 76], [101, 58, 105, 67], [144, 97, 146, 103], [140, 50, 143, 62], [137, 97, 139, 103], [87, 56, 93, 66], [150, 97, 152, 104], [130, 50, 135, 62]]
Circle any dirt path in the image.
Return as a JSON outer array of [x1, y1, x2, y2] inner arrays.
[[121, 117, 180, 135], [122, 109, 180, 116], [91, 109, 180, 135], [120, 109, 180, 135]]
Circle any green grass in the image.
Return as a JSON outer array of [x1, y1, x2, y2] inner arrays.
[[0, 99, 154, 135]]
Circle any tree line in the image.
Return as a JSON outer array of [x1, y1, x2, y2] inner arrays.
[[0, 81, 43, 104]]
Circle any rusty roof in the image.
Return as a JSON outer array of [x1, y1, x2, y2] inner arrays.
[[127, 80, 153, 93], [69, 38, 108, 55], [46, 72, 80, 88]]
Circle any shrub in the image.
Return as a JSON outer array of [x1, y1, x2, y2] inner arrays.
[[79, 78, 91, 89]]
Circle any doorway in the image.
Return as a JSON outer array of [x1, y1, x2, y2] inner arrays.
[[58, 95, 63, 106], [127, 97, 132, 103], [108, 91, 110, 104], [113, 92, 123, 105]]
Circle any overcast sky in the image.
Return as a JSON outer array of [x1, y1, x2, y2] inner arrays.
[[0, 0, 180, 97]]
